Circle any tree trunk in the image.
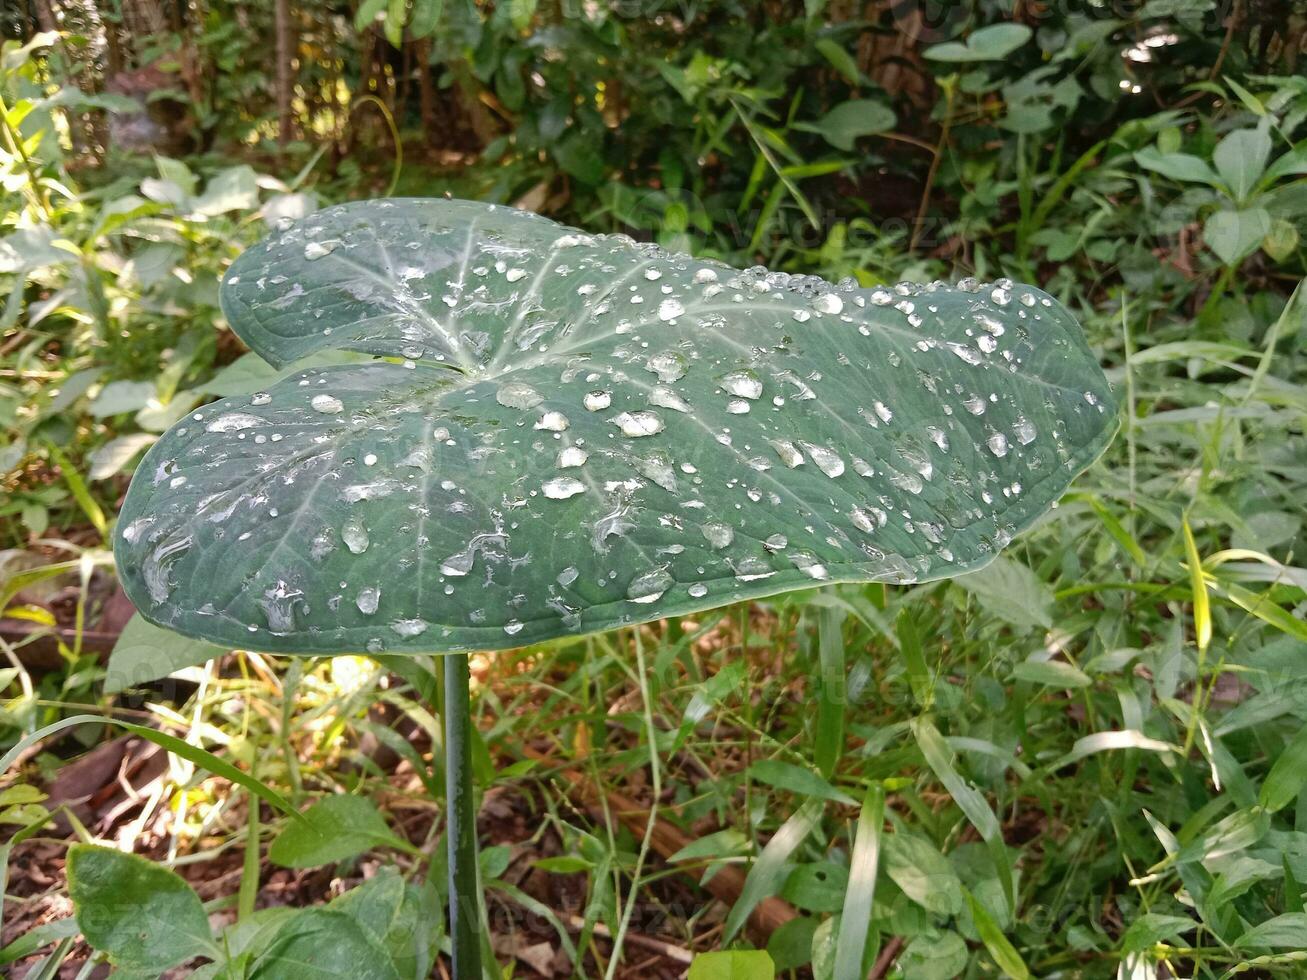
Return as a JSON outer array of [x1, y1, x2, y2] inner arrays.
[[275, 0, 294, 144]]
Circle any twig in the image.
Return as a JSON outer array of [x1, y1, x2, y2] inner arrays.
[[563, 914, 694, 965], [870, 935, 906, 979]]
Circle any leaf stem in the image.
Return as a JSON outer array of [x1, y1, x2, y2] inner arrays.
[[444, 652, 482, 979]]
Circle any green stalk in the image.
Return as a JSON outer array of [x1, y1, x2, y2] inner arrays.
[[444, 652, 481, 979]]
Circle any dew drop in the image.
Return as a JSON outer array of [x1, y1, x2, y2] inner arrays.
[[356, 586, 380, 615], [584, 390, 612, 411], [497, 382, 544, 410], [311, 394, 343, 414], [342, 516, 370, 554], [391, 618, 429, 637], [721, 369, 763, 400], [802, 443, 845, 478], [657, 298, 685, 321], [613, 410, 664, 437], [536, 410, 570, 432], [701, 521, 734, 549], [543, 476, 586, 499], [304, 239, 341, 260], [627, 567, 673, 604]]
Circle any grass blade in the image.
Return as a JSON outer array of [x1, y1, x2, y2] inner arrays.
[[833, 784, 884, 980], [914, 718, 1015, 917], [725, 800, 823, 942]]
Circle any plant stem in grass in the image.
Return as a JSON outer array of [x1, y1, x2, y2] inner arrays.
[[444, 652, 481, 980], [604, 628, 663, 980]]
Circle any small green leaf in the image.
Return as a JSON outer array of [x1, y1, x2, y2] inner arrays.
[[1050, 730, 1177, 768], [68, 845, 217, 971], [328, 869, 440, 978], [896, 930, 968, 979], [767, 917, 818, 972], [781, 861, 848, 913], [799, 99, 895, 151], [534, 855, 593, 873], [1133, 148, 1221, 186], [1011, 658, 1091, 688], [1120, 913, 1197, 953], [883, 833, 963, 917], [748, 759, 855, 805], [269, 795, 412, 868], [1237, 913, 1307, 950], [814, 39, 860, 84], [688, 950, 775, 980], [1263, 218, 1300, 263], [924, 24, 1032, 62], [88, 433, 156, 480], [1259, 723, 1307, 812], [1212, 124, 1273, 202], [1203, 207, 1273, 265]]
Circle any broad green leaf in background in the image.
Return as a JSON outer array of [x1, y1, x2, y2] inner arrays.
[[1204, 207, 1273, 265], [1237, 913, 1307, 950], [797, 99, 895, 151], [1212, 124, 1272, 201], [247, 909, 403, 980], [924, 24, 1032, 62], [955, 554, 1054, 630], [68, 845, 220, 973], [105, 612, 227, 693], [269, 795, 415, 868], [328, 869, 440, 978], [1133, 148, 1221, 186], [688, 950, 775, 980], [88, 433, 157, 480], [114, 199, 1115, 655]]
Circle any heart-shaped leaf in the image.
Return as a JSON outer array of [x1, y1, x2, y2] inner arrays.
[[923, 23, 1032, 63], [114, 199, 1115, 655]]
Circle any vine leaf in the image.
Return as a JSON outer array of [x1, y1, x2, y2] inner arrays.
[[114, 199, 1115, 655]]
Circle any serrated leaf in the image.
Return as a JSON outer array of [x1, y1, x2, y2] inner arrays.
[[114, 199, 1115, 656]]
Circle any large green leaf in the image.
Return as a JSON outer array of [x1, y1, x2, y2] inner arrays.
[[114, 199, 1114, 655]]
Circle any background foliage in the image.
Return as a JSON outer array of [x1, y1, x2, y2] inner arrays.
[[1, 0, 1305, 977]]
